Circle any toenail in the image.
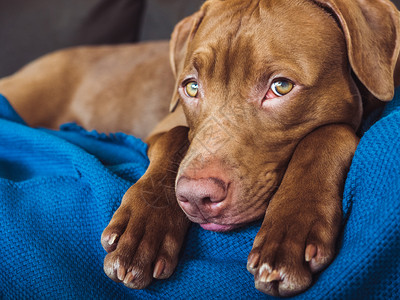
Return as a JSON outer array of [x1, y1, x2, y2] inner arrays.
[[108, 233, 118, 245]]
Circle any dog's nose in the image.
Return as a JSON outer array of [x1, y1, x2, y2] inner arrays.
[[176, 177, 228, 209]]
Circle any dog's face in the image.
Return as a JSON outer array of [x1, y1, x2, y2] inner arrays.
[[170, 0, 398, 231]]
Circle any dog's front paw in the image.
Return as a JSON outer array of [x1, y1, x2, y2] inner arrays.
[[246, 210, 339, 297], [101, 180, 190, 289]]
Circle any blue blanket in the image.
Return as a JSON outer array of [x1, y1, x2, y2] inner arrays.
[[0, 89, 399, 299]]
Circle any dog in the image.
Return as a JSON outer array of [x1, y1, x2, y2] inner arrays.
[[1, 0, 399, 296]]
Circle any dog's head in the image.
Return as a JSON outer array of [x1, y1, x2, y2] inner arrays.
[[169, 0, 400, 231]]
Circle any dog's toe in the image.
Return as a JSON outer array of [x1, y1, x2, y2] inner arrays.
[[103, 253, 127, 282], [253, 262, 312, 297], [101, 232, 120, 253], [101, 208, 130, 253]]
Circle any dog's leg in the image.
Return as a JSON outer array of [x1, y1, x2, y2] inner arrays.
[[101, 125, 191, 288], [247, 124, 359, 297]]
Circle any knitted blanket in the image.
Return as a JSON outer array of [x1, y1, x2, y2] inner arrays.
[[0, 89, 399, 299]]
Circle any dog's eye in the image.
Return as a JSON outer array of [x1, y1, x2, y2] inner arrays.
[[270, 80, 293, 97], [185, 81, 199, 98]]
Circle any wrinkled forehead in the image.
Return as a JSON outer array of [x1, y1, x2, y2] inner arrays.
[[195, 0, 340, 43], [186, 0, 344, 79]]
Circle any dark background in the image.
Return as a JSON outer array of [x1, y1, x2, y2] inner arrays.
[[0, 0, 399, 78]]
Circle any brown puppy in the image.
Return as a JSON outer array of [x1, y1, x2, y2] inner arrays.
[[1, 0, 399, 297], [106, 0, 399, 296]]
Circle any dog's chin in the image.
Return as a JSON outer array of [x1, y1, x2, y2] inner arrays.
[[199, 223, 239, 232]]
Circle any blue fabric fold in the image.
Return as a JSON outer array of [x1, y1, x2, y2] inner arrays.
[[0, 89, 399, 299]]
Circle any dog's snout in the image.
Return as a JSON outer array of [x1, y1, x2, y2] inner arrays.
[[176, 177, 228, 206]]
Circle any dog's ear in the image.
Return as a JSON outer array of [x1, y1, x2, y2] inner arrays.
[[169, 8, 206, 112], [313, 0, 400, 101]]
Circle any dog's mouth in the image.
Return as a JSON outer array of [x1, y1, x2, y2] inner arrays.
[[184, 212, 241, 232], [180, 198, 267, 232], [182, 210, 245, 232]]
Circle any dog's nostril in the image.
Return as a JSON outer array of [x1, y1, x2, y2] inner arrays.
[[203, 197, 211, 204], [178, 196, 189, 202]]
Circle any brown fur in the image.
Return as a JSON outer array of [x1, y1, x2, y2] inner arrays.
[[1, 0, 399, 296], [0, 41, 174, 139]]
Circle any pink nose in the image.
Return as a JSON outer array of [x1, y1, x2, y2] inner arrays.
[[176, 177, 228, 208]]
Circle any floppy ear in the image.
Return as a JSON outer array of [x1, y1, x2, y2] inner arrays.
[[313, 0, 400, 101], [169, 9, 206, 112]]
